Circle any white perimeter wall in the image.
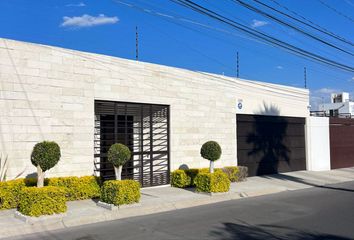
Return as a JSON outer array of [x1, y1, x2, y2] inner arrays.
[[0, 38, 309, 179], [306, 117, 331, 171]]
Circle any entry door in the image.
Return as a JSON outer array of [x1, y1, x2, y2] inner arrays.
[[94, 101, 170, 187]]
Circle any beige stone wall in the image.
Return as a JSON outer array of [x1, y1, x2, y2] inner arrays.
[[0, 38, 309, 179]]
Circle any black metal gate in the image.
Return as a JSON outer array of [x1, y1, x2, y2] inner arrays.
[[94, 100, 170, 187]]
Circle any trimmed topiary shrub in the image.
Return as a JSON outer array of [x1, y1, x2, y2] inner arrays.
[[194, 172, 230, 193], [171, 170, 191, 188], [200, 141, 222, 173], [47, 176, 101, 201], [0, 179, 25, 210], [108, 143, 131, 180], [101, 180, 140, 206], [31, 141, 61, 187], [18, 186, 67, 217]]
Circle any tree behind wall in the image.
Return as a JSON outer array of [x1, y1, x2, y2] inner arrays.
[[31, 141, 61, 187]]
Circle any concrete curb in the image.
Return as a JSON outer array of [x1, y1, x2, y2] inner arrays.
[[0, 188, 286, 239], [2, 167, 353, 240]]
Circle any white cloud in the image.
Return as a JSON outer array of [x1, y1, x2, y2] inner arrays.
[[66, 2, 86, 7], [251, 19, 269, 28], [315, 88, 339, 94], [61, 14, 119, 28], [276, 65, 283, 70], [348, 76, 354, 82]]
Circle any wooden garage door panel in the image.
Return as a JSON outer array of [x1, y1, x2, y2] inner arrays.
[[238, 148, 305, 164], [237, 136, 305, 150], [237, 124, 305, 138], [237, 114, 306, 176], [330, 118, 354, 169]]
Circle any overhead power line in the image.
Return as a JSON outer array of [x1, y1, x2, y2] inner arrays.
[[253, 0, 354, 47], [112, 0, 353, 80], [169, 0, 354, 72], [317, 0, 354, 23], [231, 0, 353, 56]]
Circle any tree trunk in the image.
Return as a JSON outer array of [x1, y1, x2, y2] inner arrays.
[[37, 165, 45, 187], [114, 166, 123, 180], [210, 161, 214, 173]]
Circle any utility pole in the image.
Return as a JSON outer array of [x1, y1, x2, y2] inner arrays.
[[136, 26, 139, 61], [304, 67, 307, 89], [236, 52, 239, 78]]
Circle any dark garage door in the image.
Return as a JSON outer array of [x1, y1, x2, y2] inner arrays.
[[330, 117, 354, 169], [237, 114, 306, 176]]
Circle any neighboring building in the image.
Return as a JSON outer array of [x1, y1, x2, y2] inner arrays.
[[318, 92, 354, 117], [0, 38, 310, 187]]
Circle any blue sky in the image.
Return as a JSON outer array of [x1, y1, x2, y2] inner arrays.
[[0, 0, 353, 109]]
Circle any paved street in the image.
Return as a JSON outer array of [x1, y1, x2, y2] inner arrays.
[[8, 181, 354, 240]]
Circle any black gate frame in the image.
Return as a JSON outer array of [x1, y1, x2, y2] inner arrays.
[[94, 100, 170, 187]]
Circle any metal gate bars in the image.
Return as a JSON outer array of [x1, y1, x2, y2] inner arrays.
[[94, 100, 170, 187]]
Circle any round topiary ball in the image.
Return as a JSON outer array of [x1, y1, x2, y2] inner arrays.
[[108, 143, 131, 167], [200, 141, 222, 162], [31, 141, 61, 172]]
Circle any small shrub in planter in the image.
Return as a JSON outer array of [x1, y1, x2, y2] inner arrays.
[[236, 166, 248, 182], [200, 141, 222, 173], [18, 186, 67, 217], [107, 143, 131, 180], [194, 172, 230, 193], [47, 176, 101, 201], [0, 179, 25, 210], [171, 170, 191, 188], [184, 168, 222, 187], [31, 141, 61, 187], [101, 180, 140, 206], [222, 167, 239, 182]]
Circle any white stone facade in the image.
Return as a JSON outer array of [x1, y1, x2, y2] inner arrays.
[[0, 38, 309, 179]]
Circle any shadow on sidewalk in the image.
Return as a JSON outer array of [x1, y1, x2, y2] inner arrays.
[[211, 221, 351, 240], [260, 174, 354, 193]]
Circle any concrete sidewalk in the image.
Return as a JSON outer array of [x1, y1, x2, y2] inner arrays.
[[1, 168, 354, 239]]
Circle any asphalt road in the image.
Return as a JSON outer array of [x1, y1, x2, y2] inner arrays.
[[9, 181, 354, 240]]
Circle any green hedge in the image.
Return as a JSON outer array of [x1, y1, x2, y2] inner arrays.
[[235, 166, 248, 182], [18, 186, 67, 217], [47, 176, 101, 201], [170, 170, 191, 188], [171, 166, 248, 188], [220, 166, 248, 182], [0, 176, 101, 210], [194, 172, 230, 193], [0, 179, 25, 210], [101, 180, 140, 206]]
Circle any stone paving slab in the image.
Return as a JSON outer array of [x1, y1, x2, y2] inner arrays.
[[0, 167, 353, 239]]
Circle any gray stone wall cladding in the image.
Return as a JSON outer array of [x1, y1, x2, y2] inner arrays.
[[0, 38, 309, 179]]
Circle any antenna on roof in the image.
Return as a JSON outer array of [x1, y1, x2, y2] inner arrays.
[[236, 52, 240, 78], [304, 67, 307, 89], [136, 26, 139, 61]]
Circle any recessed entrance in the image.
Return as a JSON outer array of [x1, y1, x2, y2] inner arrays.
[[94, 100, 170, 187]]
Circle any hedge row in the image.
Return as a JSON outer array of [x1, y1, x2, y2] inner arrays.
[[194, 172, 230, 193], [171, 166, 248, 188], [18, 186, 67, 217], [101, 180, 140, 206], [0, 176, 101, 210], [0, 177, 141, 215]]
